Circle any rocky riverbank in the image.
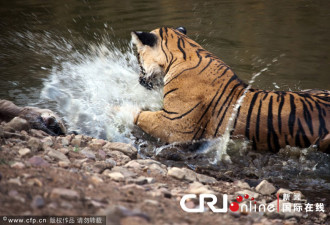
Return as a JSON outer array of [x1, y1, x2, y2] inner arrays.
[[0, 117, 328, 224]]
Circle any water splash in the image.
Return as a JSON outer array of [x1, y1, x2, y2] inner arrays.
[[40, 36, 163, 142]]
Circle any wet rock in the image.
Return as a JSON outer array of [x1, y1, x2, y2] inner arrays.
[[106, 172, 125, 182], [167, 167, 197, 182], [11, 162, 25, 169], [4, 117, 29, 132], [47, 149, 70, 163], [18, 148, 31, 157], [196, 173, 217, 184], [27, 137, 41, 152], [103, 142, 137, 158], [31, 195, 45, 209], [108, 151, 131, 165], [50, 188, 79, 200], [235, 190, 260, 199], [28, 156, 50, 167], [256, 180, 276, 195], [187, 181, 215, 195]]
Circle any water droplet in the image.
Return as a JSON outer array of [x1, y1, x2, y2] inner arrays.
[[229, 202, 239, 211]]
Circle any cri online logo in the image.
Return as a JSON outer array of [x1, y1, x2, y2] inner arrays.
[[180, 194, 274, 213]]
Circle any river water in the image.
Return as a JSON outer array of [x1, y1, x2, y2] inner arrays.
[[1, 0, 329, 202]]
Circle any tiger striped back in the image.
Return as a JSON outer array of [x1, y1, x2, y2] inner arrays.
[[132, 27, 330, 153]]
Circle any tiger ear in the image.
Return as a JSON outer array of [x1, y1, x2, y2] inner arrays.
[[176, 26, 187, 35], [132, 31, 157, 47]]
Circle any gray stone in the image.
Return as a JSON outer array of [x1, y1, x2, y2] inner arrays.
[[47, 149, 70, 163], [233, 180, 251, 189], [103, 142, 137, 158], [256, 180, 276, 195], [56, 136, 70, 147], [187, 181, 215, 195], [58, 161, 70, 168], [11, 162, 25, 169], [108, 151, 131, 165], [27, 137, 41, 152], [88, 139, 106, 151], [18, 148, 31, 157], [167, 167, 197, 182], [196, 173, 217, 184], [28, 156, 50, 167], [50, 188, 79, 200], [106, 172, 125, 182], [31, 195, 45, 209], [41, 136, 54, 149], [80, 148, 96, 159]]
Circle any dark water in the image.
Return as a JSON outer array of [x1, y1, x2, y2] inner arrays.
[[1, 0, 330, 202]]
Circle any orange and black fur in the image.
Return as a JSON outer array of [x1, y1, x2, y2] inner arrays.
[[131, 27, 330, 153]]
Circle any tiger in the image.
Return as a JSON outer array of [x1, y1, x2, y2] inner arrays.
[[131, 26, 330, 153]]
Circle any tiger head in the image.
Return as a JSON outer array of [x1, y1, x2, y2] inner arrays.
[[131, 26, 191, 89]]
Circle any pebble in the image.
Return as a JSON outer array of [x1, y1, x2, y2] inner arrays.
[[108, 151, 131, 165], [167, 167, 197, 182], [27, 137, 41, 152], [187, 181, 215, 195], [18, 148, 31, 157], [196, 173, 217, 184], [11, 162, 25, 169], [31, 195, 45, 209], [56, 136, 70, 147], [8, 177, 22, 186], [103, 142, 137, 158], [233, 180, 250, 189], [47, 149, 70, 163], [90, 175, 104, 185], [88, 139, 106, 151], [80, 148, 96, 159], [58, 161, 70, 168], [41, 136, 53, 149], [106, 172, 125, 182], [50, 188, 79, 200], [28, 156, 50, 167], [256, 180, 276, 195]]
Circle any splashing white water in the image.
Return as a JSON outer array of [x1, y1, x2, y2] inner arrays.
[[41, 38, 163, 142]]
